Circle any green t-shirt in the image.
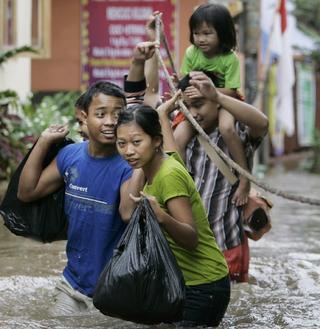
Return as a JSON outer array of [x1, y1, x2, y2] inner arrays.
[[181, 45, 240, 89], [143, 152, 228, 286]]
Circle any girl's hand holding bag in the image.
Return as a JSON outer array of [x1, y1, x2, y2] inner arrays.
[[93, 198, 185, 325]]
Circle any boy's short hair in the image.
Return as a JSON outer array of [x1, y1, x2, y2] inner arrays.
[[177, 71, 219, 91], [75, 92, 85, 110], [177, 74, 191, 91], [82, 81, 127, 113]]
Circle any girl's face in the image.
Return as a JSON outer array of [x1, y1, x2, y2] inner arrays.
[[116, 122, 161, 169], [192, 22, 219, 57]]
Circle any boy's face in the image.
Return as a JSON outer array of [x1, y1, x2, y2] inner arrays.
[[184, 93, 219, 133], [82, 93, 125, 146]]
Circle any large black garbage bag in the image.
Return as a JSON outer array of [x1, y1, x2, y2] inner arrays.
[[0, 138, 73, 242], [93, 198, 185, 325]]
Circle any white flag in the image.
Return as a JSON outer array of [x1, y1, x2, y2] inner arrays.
[[275, 0, 295, 136]]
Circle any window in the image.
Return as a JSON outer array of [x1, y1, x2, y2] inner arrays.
[[31, 0, 51, 57], [0, 0, 16, 48], [0, 0, 51, 57]]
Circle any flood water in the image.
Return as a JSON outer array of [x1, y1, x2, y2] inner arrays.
[[0, 165, 320, 329]]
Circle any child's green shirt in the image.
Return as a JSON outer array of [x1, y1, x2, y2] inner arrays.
[[181, 45, 240, 89]]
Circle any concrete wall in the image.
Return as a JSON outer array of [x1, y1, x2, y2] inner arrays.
[[0, 0, 32, 101], [31, 0, 81, 91]]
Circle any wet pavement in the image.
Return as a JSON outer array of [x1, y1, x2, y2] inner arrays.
[[0, 164, 319, 328]]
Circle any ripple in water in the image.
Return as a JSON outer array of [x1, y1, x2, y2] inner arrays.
[[0, 169, 320, 328]]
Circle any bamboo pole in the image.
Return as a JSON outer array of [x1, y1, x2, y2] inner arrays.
[[154, 15, 320, 207]]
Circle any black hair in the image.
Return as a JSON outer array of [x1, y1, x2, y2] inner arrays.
[[74, 92, 85, 110], [177, 71, 219, 91], [116, 104, 163, 147], [189, 3, 237, 53], [177, 74, 191, 91], [82, 80, 126, 113]]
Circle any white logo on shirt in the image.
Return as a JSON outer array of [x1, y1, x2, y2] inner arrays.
[[69, 183, 88, 193]]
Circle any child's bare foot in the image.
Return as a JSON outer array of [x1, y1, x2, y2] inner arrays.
[[232, 176, 250, 206]]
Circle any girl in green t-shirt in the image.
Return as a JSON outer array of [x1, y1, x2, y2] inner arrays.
[[115, 99, 230, 327], [175, 3, 250, 207]]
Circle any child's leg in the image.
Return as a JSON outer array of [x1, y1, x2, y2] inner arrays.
[[218, 109, 250, 206]]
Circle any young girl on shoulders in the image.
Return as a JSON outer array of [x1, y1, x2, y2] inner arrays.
[[175, 3, 250, 206]]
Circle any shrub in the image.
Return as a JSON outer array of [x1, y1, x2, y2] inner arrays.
[[0, 91, 80, 180]]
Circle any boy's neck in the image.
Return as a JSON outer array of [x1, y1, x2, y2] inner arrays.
[[87, 142, 117, 158], [205, 122, 219, 135]]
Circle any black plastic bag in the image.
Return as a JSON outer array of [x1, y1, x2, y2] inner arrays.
[[0, 138, 73, 242], [93, 198, 185, 325]]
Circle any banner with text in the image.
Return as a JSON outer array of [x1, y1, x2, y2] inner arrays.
[[80, 0, 177, 93]]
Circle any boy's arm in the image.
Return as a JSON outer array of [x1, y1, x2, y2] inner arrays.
[[144, 12, 162, 108], [17, 125, 67, 202], [127, 41, 158, 82], [217, 87, 237, 97], [144, 52, 161, 108], [156, 92, 183, 153], [216, 93, 268, 138], [125, 41, 159, 107], [158, 88, 196, 161], [189, 71, 269, 138]]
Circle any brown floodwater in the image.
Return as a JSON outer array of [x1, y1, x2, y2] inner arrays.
[[0, 165, 319, 328]]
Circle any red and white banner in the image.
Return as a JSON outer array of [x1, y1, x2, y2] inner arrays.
[[80, 0, 176, 93]]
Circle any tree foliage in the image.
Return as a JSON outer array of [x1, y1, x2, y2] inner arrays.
[[293, 0, 320, 38], [0, 45, 38, 65], [0, 91, 79, 180]]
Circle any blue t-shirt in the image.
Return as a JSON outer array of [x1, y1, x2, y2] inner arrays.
[[56, 141, 132, 296]]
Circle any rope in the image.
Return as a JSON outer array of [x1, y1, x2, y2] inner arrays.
[[154, 15, 320, 207]]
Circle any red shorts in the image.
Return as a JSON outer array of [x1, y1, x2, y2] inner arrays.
[[223, 235, 249, 283]]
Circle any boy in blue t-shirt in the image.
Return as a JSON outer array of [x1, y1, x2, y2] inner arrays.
[[17, 81, 137, 315]]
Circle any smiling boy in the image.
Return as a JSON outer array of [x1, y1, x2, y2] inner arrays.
[[17, 81, 133, 314]]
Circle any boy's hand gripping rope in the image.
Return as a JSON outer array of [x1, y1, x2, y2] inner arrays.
[[154, 15, 320, 207]]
